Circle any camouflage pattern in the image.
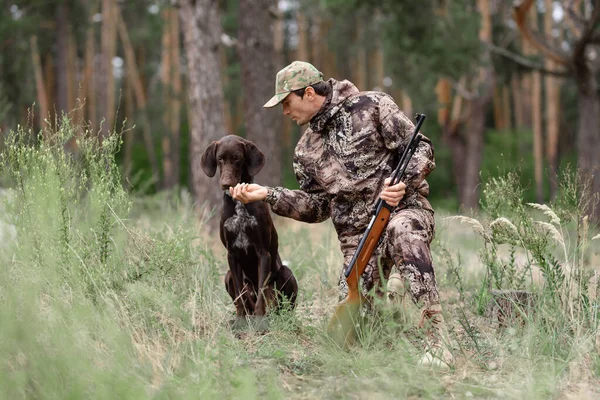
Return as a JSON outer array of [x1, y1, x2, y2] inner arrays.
[[263, 61, 324, 108], [264, 78, 439, 305], [337, 207, 440, 308]]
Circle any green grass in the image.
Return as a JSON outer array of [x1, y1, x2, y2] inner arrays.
[[1, 120, 600, 399]]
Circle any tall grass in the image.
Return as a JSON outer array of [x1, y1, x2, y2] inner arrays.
[[2, 118, 600, 398], [447, 169, 600, 317], [0, 120, 444, 399], [0, 120, 234, 398], [440, 168, 600, 396]]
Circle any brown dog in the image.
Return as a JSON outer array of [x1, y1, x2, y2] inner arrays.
[[201, 135, 298, 329]]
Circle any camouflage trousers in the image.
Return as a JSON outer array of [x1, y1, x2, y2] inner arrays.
[[338, 207, 440, 309]]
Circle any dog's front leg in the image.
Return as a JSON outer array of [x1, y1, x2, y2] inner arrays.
[[228, 253, 252, 324], [255, 250, 273, 317]]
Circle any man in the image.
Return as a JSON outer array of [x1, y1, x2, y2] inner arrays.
[[230, 61, 452, 366]]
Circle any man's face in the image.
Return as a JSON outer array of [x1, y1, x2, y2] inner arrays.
[[281, 88, 320, 126]]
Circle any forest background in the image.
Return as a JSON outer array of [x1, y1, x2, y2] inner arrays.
[[3, 1, 600, 398], [2, 0, 599, 219]]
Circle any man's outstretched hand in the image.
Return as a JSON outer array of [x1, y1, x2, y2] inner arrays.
[[229, 183, 268, 204], [380, 177, 406, 207], [231, 178, 404, 206]]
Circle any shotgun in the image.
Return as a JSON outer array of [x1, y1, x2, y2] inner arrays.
[[327, 113, 426, 348]]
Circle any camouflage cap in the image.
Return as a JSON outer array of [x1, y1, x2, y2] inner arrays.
[[263, 61, 324, 108]]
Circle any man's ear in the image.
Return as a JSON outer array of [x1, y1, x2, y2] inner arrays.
[[305, 86, 316, 100], [200, 141, 218, 177], [244, 140, 265, 177]]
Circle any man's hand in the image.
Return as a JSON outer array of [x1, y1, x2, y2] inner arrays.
[[380, 177, 406, 207], [229, 183, 268, 204]]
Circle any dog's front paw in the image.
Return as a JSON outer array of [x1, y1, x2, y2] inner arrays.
[[249, 315, 270, 332], [231, 316, 249, 331]]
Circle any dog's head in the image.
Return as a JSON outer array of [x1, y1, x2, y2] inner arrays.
[[200, 135, 266, 190]]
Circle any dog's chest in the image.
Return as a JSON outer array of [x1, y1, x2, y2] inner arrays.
[[223, 202, 258, 252]]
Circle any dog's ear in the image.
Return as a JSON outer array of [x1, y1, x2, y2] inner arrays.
[[200, 141, 218, 177], [244, 140, 265, 177]]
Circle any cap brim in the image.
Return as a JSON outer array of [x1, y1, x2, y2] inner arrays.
[[263, 92, 290, 108]]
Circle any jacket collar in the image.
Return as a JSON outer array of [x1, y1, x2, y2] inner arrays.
[[309, 79, 360, 132]]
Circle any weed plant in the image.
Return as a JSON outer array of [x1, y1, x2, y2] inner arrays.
[[442, 168, 600, 395]]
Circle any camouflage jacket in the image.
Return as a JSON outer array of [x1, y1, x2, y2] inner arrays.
[[265, 79, 435, 239]]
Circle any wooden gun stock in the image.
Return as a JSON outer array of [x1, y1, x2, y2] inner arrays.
[[327, 113, 427, 348], [344, 204, 391, 304]]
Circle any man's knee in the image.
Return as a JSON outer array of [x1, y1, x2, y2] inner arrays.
[[386, 212, 435, 275]]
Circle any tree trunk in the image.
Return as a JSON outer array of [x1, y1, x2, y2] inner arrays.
[[310, 16, 323, 68], [161, 8, 174, 189], [179, 0, 227, 219], [123, 73, 134, 187], [575, 69, 600, 220], [319, 18, 336, 80], [440, 74, 467, 199], [275, 7, 293, 168], [160, 7, 182, 190], [440, 75, 468, 199], [296, 11, 309, 62], [520, 7, 536, 130], [370, 36, 384, 91], [295, 7, 310, 142], [30, 36, 49, 134], [294, 9, 310, 138], [237, 0, 282, 187], [66, 24, 81, 153], [462, 73, 493, 210], [67, 25, 76, 114], [56, 2, 69, 117], [512, 0, 599, 216], [511, 74, 524, 128], [353, 21, 367, 91], [435, 79, 452, 127], [532, 69, 544, 202], [519, 76, 533, 129], [572, 6, 600, 222], [544, 0, 560, 199], [502, 85, 511, 130], [545, 64, 561, 199], [528, 5, 544, 202], [99, 0, 117, 136], [44, 54, 55, 128], [492, 84, 511, 131], [493, 85, 504, 130], [401, 89, 413, 117], [459, 0, 495, 210], [444, 120, 467, 199], [116, 5, 161, 186], [84, 17, 97, 130], [170, 9, 182, 189]]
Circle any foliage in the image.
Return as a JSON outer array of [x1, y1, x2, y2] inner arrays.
[[448, 168, 600, 322], [0, 117, 219, 397], [0, 1, 90, 125], [2, 117, 131, 295], [320, 0, 482, 104], [1, 116, 600, 397], [0, 0, 588, 210], [481, 128, 539, 203], [0, 81, 12, 125]]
